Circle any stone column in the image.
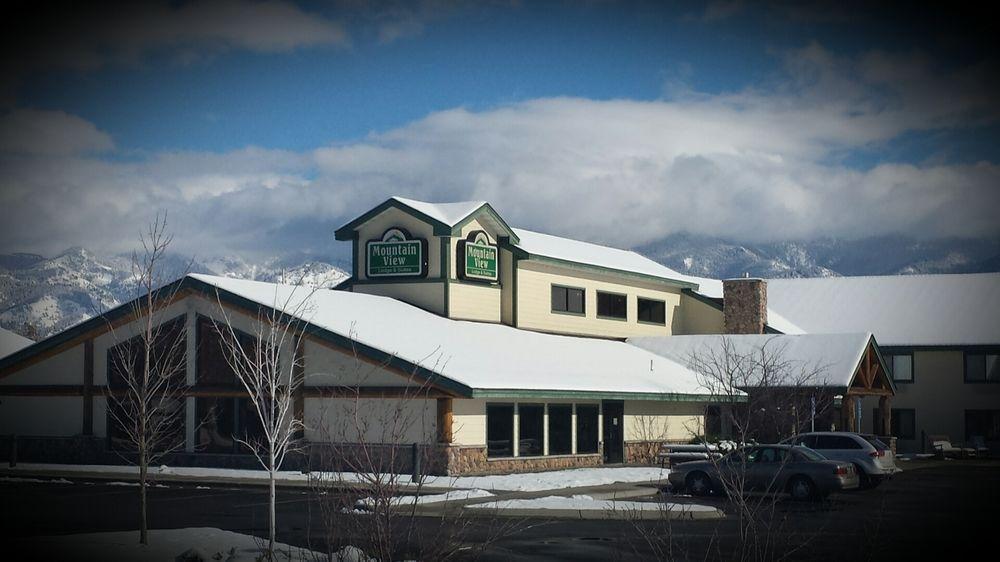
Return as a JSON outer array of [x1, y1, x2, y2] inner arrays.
[[723, 278, 768, 334]]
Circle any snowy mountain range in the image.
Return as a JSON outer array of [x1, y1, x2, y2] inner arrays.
[[3, 235, 999, 341], [0, 248, 350, 340], [635, 234, 1000, 280]]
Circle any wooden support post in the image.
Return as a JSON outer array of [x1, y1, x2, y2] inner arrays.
[[843, 395, 856, 433], [437, 397, 454, 444], [880, 395, 892, 436], [293, 337, 305, 439], [83, 339, 94, 436]]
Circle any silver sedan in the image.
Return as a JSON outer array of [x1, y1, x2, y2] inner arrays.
[[667, 444, 860, 501]]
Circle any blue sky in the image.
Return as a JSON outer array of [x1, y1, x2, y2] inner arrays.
[[1, 1, 997, 260]]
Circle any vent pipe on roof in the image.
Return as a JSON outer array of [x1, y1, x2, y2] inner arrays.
[[723, 278, 768, 334]]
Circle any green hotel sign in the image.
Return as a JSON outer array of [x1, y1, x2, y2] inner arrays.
[[458, 231, 498, 282], [366, 228, 428, 278]]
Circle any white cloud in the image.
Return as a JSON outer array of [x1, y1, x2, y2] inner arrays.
[[7, 1, 348, 75], [0, 109, 115, 156], [1, 44, 997, 258]]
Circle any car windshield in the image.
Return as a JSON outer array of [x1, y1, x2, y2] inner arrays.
[[793, 447, 827, 461]]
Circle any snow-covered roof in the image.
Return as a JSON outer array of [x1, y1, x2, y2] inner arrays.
[[391, 196, 487, 227], [0, 328, 33, 359], [628, 333, 874, 388], [765, 273, 1000, 346], [512, 228, 706, 288], [190, 274, 718, 398]]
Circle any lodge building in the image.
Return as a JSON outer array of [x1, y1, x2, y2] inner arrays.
[[0, 197, 996, 474]]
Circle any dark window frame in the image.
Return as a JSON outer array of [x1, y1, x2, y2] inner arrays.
[[891, 408, 917, 440], [517, 403, 545, 457], [596, 291, 627, 321], [576, 404, 600, 454], [486, 403, 515, 458], [964, 409, 1000, 441], [637, 297, 667, 325], [548, 404, 573, 455], [551, 284, 586, 315], [884, 352, 915, 384], [964, 351, 1000, 384]]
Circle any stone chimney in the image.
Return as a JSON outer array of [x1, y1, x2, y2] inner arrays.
[[723, 278, 768, 334]]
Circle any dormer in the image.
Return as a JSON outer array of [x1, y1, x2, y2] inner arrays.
[[334, 197, 517, 321]]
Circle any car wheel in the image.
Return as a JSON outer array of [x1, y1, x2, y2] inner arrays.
[[788, 476, 817, 501], [686, 471, 712, 496], [855, 464, 871, 489]]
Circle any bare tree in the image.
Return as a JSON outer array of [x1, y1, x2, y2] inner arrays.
[[210, 284, 314, 559], [686, 336, 834, 562], [106, 213, 189, 545], [308, 335, 525, 561]]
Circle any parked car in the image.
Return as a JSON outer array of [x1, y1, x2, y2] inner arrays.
[[780, 432, 898, 489], [668, 444, 859, 501]]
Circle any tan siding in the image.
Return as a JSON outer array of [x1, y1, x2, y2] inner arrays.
[[0, 396, 82, 436], [449, 282, 501, 322], [677, 293, 724, 335], [353, 282, 445, 316], [623, 400, 705, 442], [514, 260, 680, 338], [452, 398, 486, 446], [302, 339, 422, 387], [304, 397, 437, 444], [0, 343, 84, 385]]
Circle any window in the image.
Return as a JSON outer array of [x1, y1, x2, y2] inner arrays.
[[197, 316, 258, 386], [548, 405, 572, 455], [194, 397, 265, 454], [965, 352, 1000, 383], [576, 404, 599, 454], [885, 353, 913, 383], [518, 404, 544, 457], [108, 315, 187, 390], [486, 404, 514, 457], [891, 409, 916, 440], [965, 410, 1000, 441], [596, 291, 627, 320], [637, 298, 666, 325], [813, 435, 863, 450], [551, 285, 585, 314]]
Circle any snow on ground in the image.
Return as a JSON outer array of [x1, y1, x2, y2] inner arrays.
[[0, 476, 72, 484], [5, 464, 670, 492], [358, 489, 494, 509], [467, 494, 718, 513], [439, 466, 670, 492], [17, 527, 352, 562]]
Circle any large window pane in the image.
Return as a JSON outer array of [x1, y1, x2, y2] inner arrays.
[[965, 410, 1000, 441], [487, 404, 514, 458], [987, 355, 999, 382], [196, 397, 265, 454], [966, 353, 987, 382], [597, 292, 626, 320], [108, 315, 187, 390], [552, 285, 585, 314], [637, 298, 666, 324], [891, 409, 916, 440], [576, 405, 599, 454], [519, 404, 544, 457], [548, 405, 572, 455], [892, 355, 913, 382]]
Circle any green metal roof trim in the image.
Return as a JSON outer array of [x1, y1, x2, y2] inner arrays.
[[334, 198, 519, 243], [470, 388, 744, 402], [512, 252, 700, 290], [0, 276, 475, 398]]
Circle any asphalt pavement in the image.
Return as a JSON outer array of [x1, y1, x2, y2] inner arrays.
[[2, 460, 998, 560]]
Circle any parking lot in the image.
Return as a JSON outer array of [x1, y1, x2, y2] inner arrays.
[[3, 459, 998, 560]]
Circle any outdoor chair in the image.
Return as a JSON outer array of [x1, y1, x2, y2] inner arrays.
[[930, 436, 976, 459], [970, 436, 991, 458]]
